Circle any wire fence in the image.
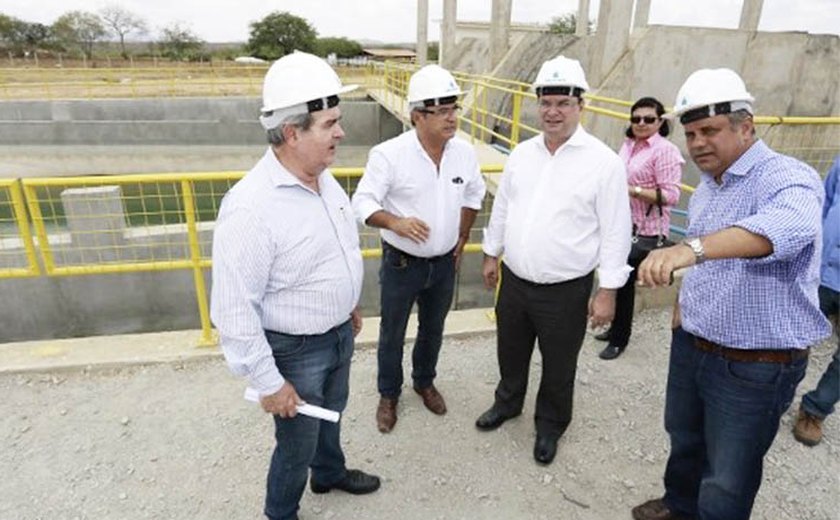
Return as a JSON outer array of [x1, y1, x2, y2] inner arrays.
[[4, 167, 502, 344]]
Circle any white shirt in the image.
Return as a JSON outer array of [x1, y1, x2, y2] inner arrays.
[[352, 130, 486, 256], [210, 148, 364, 396], [482, 126, 632, 288]]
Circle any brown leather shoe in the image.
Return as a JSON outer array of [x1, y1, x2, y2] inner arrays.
[[632, 498, 691, 520], [793, 409, 824, 446], [376, 397, 397, 433], [414, 385, 447, 415]]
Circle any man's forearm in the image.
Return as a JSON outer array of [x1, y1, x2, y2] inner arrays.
[[459, 208, 478, 240], [366, 210, 399, 231]]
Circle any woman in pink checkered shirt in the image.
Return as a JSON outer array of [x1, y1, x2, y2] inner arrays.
[[597, 97, 685, 360]]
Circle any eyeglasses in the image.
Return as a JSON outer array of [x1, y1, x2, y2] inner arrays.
[[418, 104, 461, 117], [539, 98, 578, 111], [630, 115, 659, 125]]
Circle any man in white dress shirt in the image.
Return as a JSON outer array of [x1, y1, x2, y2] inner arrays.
[[352, 64, 486, 433], [475, 56, 632, 465], [210, 52, 380, 520]]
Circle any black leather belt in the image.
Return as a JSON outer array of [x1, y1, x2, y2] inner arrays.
[[694, 337, 808, 364]]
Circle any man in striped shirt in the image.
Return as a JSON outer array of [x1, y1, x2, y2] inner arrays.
[[632, 69, 831, 520], [210, 52, 380, 520]]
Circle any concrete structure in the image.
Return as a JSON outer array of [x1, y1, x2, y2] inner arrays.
[[440, 0, 458, 69], [416, 0, 429, 66], [489, 0, 512, 70], [740, 0, 765, 31], [0, 97, 401, 147], [588, 0, 634, 87], [576, 0, 591, 37], [633, 0, 651, 30]]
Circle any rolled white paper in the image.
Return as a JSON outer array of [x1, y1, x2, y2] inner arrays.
[[244, 387, 341, 423]]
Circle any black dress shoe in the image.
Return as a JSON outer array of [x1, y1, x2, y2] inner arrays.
[[598, 344, 625, 360], [594, 329, 611, 341], [534, 435, 558, 465], [310, 469, 381, 495], [475, 407, 520, 431]]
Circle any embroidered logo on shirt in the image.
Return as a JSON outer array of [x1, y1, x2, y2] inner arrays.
[[451, 177, 464, 184]]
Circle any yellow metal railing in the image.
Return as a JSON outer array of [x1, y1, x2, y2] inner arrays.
[[3, 61, 840, 344], [7, 166, 503, 345], [367, 61, 840, 175], [0, 179, 41, 278]]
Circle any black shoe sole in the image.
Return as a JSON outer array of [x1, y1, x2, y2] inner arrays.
[[310, 481, 381, 495]]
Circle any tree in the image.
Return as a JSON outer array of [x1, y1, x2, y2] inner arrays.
[[548, 13, 592, 35], [315, 37, 362, 59], [245, 11, 317, 60], [99, 4, 147, 59], [427, 42, 439, 62], [157, 23, 204, 61], [0, 15, 54, 56], [52, 10, 106, 59]]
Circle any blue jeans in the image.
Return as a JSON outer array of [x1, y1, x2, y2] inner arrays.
[[377, 242, 456, 398], [801, 285, 840, 419], [264, 321, 354, 520], [663, 327, 808, 520]]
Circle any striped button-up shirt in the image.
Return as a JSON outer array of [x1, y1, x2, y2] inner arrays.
[[618, 133, 684, 236], [210, 148, 364, 396], [680, 139, 831, 349], [352, 130, 486, 257]]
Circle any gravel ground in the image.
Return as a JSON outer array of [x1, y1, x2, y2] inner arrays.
[[2, 308, 838, 520]]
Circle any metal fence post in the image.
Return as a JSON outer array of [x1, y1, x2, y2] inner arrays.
[[511, 88, 522, 147], [181, 180, 216, 347]]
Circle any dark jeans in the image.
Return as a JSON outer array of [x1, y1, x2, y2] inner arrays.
[[264, 321, 354, 520], [609, 249, 647, 348], [801, 285, 840, 419], [377, 242, 456, 398], [493, 263, 593, 438], [663, 327, 808, 520]]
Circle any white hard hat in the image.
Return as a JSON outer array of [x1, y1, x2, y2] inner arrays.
[[533, 55, 589, 96], [670, 68, 755, 124], [259, 51, 357, 129], [407, 64, 463, 108]]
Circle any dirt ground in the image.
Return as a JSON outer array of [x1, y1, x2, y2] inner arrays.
[[2, 308, 838, 520]]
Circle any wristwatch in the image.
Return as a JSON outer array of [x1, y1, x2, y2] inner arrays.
[[633, 186, 642, 197], [682, 237, 705, 264]]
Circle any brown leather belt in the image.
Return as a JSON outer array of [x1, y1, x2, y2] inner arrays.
[[694, 337, 808, 364]]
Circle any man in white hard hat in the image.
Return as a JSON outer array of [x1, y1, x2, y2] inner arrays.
[[210, 51, 380, 520], [632, 68, 830, 520], [476, 55, 631, 465], [352, 64, 486, 433]]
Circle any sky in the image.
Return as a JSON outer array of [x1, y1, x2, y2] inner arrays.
[[1, 0, 838, 43]]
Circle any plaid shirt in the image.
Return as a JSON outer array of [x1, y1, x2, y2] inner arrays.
[[680, 140, 831, 349], [618, 134, 684, 236]]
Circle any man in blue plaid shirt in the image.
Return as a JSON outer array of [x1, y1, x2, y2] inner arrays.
[[631, 68, 831, 520]]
